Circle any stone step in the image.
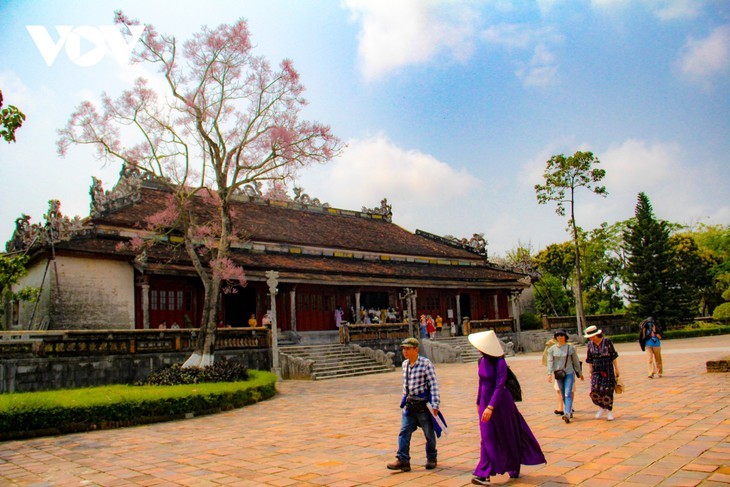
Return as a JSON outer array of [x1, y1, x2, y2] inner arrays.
[[434, 336, 482, 362], [313, 367, 393, 380], [280, 343, 395, 380], [313, 362, 393, 374]]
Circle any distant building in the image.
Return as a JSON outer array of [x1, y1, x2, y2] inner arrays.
[[4, 167, 529, 336]]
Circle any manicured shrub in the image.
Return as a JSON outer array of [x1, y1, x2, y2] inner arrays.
[[0, 370, 277, 441], [713, 302, 730, 320], [140, 358, 249, 385]]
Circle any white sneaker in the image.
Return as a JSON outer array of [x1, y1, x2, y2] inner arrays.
[[595, 409, 604, 419], [607, 411, 614, 421]]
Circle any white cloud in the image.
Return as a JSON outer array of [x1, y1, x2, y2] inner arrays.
[[344, 0, 479, 81], [295, 133, 482, 238], [590, 0, 703, 20], [481, 24, 562, 87], [516, 43, 559, 87], [648, 0, 703, 21], [599, 139, 728, 226], [677, 24, 730, 84]]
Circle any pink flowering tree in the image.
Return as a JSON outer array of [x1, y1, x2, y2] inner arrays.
[[58, 12, 343, 367]]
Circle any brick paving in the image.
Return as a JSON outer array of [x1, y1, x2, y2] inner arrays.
[[0, 335, 728, 486]]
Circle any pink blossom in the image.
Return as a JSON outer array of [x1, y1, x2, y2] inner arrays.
[[210, 257, 246, 287]]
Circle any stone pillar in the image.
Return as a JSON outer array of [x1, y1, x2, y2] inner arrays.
[[510, 291, 522, 352], [141, 283, 150, 329], [493, 294, 499, 319], [355, 292, 361, 323], [266, 270, 281, 380], [289, 289, 297, 333], [456, 293, 462, 329]]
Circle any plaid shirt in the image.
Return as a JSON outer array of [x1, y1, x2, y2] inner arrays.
[[402, 356, 440, 410]]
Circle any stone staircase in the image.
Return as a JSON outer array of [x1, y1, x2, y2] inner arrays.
[[434, 336, 482, 362], [279, 343, 395, 380]]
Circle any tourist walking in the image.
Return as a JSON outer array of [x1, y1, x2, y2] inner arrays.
[[546, 329, 583, 424], [386, 337, 441, 472], [468, 331, 546, 485], [584, 325, 620, 421], [542, 336, 565, 415], [639, 317, 663, 378]]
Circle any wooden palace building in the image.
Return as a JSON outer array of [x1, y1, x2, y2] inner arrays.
[[4, 167, 530, 338]]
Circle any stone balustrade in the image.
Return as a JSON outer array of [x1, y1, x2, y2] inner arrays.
[[0, 328, 270, 358]]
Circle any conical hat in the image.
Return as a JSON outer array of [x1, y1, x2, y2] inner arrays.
[[468, 330, 504, 357]]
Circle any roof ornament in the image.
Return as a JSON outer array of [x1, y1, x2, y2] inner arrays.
[[293, 187, 329, 208], [89, 164, 144, 217], [362, 198, 392, 222], [417, 230, 488, 258], [240, 181, 263, 197], [6, 200, 84, 253]]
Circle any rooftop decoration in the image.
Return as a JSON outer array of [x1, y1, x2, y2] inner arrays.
[[7, 200, 85, 253], [362, 198, 392, 222], [417, 230, 488, 258], [90, 164, 147, 218]]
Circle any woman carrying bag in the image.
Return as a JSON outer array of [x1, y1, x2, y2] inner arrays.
[[546, 329, 583, 424], [584, 325, 620, 421], [468, 330, 546, 485]]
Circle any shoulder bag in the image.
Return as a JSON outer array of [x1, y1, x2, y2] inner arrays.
[[505, 366, 522, 402]]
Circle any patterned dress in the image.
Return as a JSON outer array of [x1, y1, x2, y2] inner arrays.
[[585, 337, 619, 411]]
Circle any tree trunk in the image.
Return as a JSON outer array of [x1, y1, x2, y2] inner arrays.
[[570, 193, 587, 342]]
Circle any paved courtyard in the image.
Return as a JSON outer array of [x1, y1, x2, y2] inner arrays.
[[0, 335, 728, 486]]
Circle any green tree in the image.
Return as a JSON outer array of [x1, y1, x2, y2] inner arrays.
[[581, 223, 625, 314], [681, 223, 730, 314], [535, 151, 607, 337], [623, 193, 690, 325], [532, 272, 573, 316], [670, 234, 716, 316], [0, 254, 39, 329], [0, 90, 26, 143], [535, 241, 574, 290]]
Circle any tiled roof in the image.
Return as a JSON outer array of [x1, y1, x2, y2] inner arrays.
[[52, 234, 527, 287], [43, 183, 528, 287], [95, 185, 482, 260]]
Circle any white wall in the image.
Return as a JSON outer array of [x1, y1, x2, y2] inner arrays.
[[15, 255, 135, 329]]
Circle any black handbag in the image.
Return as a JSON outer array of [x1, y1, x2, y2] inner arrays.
[[405, 395, 429, 414]]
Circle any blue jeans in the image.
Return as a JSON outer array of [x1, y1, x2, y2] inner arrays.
[[557, 372, 575, 415], [397, 410, 437, 462]]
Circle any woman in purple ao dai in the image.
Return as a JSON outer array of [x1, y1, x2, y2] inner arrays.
[[468, 330, 546, 485]]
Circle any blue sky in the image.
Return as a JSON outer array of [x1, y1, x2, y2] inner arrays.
[[1, 0, 728, 257]]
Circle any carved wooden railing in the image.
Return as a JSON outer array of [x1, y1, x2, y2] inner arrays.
[[0, 328, 270, 358], [345, 323, 412, 343], [464, 319, 514, 335]]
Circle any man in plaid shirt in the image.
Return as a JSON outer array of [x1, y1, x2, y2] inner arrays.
[[387, 337, 441, 472]]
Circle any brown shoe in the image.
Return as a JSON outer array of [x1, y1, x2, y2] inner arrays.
[[387, 458, 411, 472], [426, 459, 437, 469]]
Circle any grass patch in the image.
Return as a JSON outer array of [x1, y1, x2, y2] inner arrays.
[[0, 369, 277, 441]]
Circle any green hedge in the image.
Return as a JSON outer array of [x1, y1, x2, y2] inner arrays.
[[608, 325, 730, 344], [0, 370, 277, 441]]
